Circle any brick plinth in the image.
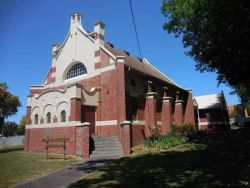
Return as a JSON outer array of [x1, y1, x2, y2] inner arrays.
[[76, 122, 90, 159], [161, 97, 172, 134], [145, 92, 157, 137], [120, 121, 131, 155], [132, 125, 145, 147], [174, 100, 184, 125]]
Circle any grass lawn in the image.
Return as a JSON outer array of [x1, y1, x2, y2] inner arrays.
[[0, 145, 80, 188], [70, 127, 250, 188]]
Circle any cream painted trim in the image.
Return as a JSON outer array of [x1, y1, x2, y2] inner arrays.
[[132, 120, 145, 125], [96, 120, 118, 126], [199, 121, 229, 126], [157, 121, 162, 126], [44, 64, 116, 88], [77, 26, 95, 43], [26, 121, 81, 129]]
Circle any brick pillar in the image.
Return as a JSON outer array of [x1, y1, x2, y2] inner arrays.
[[25, 106, 32, 152], [174, 100, 184, 125], [120, 121, 131, 155], [161, 97, 172, 134], [76, 122, 90, 159], [26, 106, 31, 125], [70, 98, 81, 121], [116, 57, 126, 139], [183, 90, 195, 125], [145, 92, 157, 137]]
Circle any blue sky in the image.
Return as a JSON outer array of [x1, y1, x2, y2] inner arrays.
[[0, 0, 239, 124]]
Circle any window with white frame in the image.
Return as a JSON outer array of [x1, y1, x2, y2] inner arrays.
[[65, 63, 87, 80]]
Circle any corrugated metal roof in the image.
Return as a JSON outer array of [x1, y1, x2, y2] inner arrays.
[[104, 43, 183, 89], [193, 94, 222, 109]]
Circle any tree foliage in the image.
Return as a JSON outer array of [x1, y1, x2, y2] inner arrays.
[[18, 116, 26, 135], [2, 121, 18, 137], [161, 0, 250, 87], [0, 83, 21, 130]]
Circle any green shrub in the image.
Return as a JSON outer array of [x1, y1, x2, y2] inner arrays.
[[144, 133, 188, 150], [171, 123, 197, 138]]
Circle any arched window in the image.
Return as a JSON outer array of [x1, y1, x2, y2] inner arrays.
[[34, 114, 39, 125], [61, 110, 66, 122], [46, 112, 51, 124], [65, 63, 87, 80]]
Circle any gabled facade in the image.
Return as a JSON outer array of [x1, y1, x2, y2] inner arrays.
[[193, 93, 230, 131], [25, 13, 195, 158]]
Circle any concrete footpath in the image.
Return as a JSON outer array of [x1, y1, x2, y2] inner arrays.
[[15, 156, 120, 188]]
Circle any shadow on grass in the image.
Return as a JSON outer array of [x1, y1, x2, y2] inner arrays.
[[69, 127, 250, 188], [0, 145, 24, 154]]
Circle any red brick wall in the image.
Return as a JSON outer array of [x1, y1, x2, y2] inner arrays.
[[95, 125, 118, 135], [26, 107, 31, 125], [26, 127, 76, 154], [161, 99, 172, 134], [70, 98, 81, 121], [132, 125, 145, 146], [145, 95, 157, 137], [174, 102, 183, 125], [120, 122, 131, 155], [116, 62, 126, 126], [76, 125, 89, 159], [183, 91, 195, 125]]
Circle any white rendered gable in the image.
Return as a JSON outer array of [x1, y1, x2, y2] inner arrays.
[[53, 17, 99, 87]]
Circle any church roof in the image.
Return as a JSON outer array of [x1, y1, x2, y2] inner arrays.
[[104, 43, 184, 90], [193, 94, 222, 109]]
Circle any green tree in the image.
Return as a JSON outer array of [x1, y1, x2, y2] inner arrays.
[[161, 0, 250, 88], [18, 116, 26, 135], [2, 121, 18, 137], [0, 83, 21, 136]]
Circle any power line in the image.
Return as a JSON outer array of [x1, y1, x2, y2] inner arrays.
[[128, 0, 142, 60]]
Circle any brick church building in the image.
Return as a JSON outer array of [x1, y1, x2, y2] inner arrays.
[[25, 13, 195, 158]]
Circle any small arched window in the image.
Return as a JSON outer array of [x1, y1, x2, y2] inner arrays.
[[61, 110, 66, 122], [65, 63, 87, 80], [34, 114, 39, 125], [46, 112, 51, 124]]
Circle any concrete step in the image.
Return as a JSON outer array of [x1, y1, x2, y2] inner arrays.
[[90, 135, 123, 159], [94, 146, 123, 151], [92, 150, 123, 155], [94, 140, 121, 144], [93, 138, 121, 142], [89, 155, 122, 160], [95, 143, 122, 148]]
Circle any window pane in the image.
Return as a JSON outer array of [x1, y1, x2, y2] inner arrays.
[[47, 112, 51, 124], [61, 110, 66, 122], [65, 63, 87, 80], [35, 114, 38, 125]]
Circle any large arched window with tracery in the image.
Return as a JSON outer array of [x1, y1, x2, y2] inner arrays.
[[65, 63, 87, 80]]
